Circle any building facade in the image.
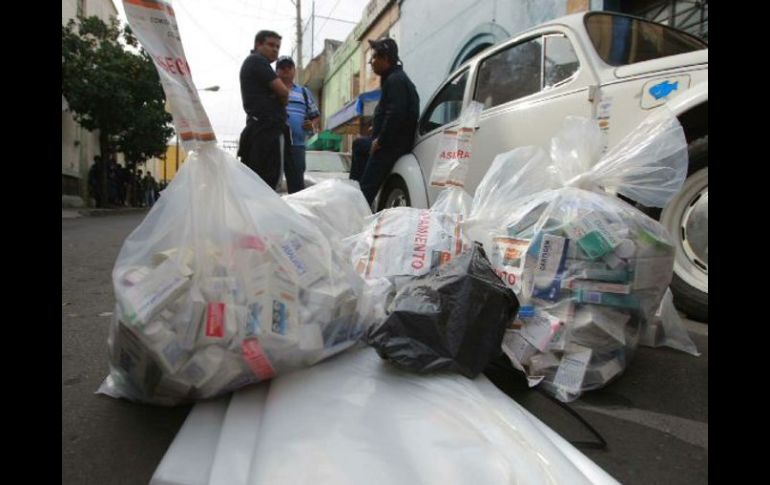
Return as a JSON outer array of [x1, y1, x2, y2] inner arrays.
[[62, 0, 119, 206]]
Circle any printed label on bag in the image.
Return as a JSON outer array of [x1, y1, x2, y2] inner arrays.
[[521, 311, 563, 352], [361, 209, 464, 278], [206, 302, 226, 338], [242, 337, 276, 380], [553, 347, 592, 393]]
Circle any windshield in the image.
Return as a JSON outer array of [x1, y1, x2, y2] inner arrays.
[[585, 13, 707, 67]]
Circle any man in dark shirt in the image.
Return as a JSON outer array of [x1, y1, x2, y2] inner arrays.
[[351, 38, 419, 206], [237, 30, 294, 190]]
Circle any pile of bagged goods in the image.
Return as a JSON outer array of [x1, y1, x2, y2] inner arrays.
[[99, 109, 697, 406]]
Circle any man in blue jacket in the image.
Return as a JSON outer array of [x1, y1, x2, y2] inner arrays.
[[276, 55, 320, 193], [352, 38, 419, 205]]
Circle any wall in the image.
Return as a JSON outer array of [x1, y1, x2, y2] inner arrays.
[[322, 29, 363, 128], [359, 2, 400, 94], [398, 0, 585, 111]]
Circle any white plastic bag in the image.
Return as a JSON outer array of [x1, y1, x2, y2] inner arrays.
[[429, 101, 484, 188], [640, 288, 700, 356], [430, 186, 474, 218], [99, 145, 366, 405], [283, 179, 371, 243], [467, 109, 689, 401], [348, 207, 469, 280], [100, 2, 367, 406], [548, 110, 689, 207], [345, 196, 475, 334]]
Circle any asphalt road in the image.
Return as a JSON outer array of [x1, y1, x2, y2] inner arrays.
[[62, 212, 707, 484]]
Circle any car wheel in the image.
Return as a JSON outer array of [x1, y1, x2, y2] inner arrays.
[[378, 177, 411, 211], [660, 136, 708, 322]]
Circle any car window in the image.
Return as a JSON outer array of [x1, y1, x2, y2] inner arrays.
[[474, 36, 543, 110], [418, 70, 469, 135], [306, 152, 350, 172], [544, 34, 579, 88], [585, 13, 707, 66]]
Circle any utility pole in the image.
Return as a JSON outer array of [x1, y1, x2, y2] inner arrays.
[[294, 0, 303, 81], [311, 0, 315, 60]]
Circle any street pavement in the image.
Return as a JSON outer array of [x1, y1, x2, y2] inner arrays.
[[62, 212, 707, 485]]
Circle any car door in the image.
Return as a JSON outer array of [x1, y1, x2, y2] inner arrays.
[[459, 30, 598, 202], [410, 69, 471, 201]]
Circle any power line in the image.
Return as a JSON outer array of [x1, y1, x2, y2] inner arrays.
[[316, 0, 343, 36], [315, 14, 357, 25], [176, 2, 240, 62]]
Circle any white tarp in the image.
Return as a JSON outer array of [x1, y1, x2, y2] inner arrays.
[[151, 347, 619, 485]]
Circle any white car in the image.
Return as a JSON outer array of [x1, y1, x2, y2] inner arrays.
[[278, 150, 352, 192], [379, 11, 708, 321], [304, 150, 352, 187]]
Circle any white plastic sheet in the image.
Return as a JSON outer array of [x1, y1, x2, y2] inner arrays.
[[151, 347, 620, 485]]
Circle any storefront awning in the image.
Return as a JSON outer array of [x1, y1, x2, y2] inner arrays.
[[326, 89, 381, 134]]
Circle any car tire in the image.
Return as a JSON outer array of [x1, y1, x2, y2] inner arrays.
[[378, 177, 411, 211], [660, 136, 708, 322]]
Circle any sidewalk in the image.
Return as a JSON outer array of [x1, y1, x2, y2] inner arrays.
[[62, 207, 149, 219]]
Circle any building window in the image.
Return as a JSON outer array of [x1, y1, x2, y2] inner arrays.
[[77, 0, 86, 18]]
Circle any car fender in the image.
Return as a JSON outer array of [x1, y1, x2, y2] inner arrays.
[[664, 80, 707, 116], [385, 153, 430, 209]]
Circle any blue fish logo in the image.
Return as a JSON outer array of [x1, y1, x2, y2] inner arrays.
[[649, 80, 679, 100]]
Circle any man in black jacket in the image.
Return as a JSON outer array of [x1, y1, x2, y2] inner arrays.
[[353, 38, 419, 205], [237, 30, 294, 190]]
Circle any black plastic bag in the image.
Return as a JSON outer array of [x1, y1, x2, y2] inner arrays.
[[368, 243, 519, 377]]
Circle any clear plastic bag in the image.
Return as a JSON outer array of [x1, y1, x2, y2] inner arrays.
[[283, 179, 371, 243], [98, 145, 365, 405], [345, 198, 475, 342], [466, 109, 689, 401], [430, 186, 474, 218], [348, 207, 469, 280], [639, 288, 700, 356]]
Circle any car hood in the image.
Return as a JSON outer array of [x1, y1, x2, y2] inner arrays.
[[305, 171, 351, 186]]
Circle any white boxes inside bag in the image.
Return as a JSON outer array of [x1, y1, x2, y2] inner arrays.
[[110, 229, 361, 404], [490, 188, 675, 401]]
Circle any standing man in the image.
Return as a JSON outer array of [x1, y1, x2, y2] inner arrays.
[[276, 55, 320, 194], [88, 155, 104, 208], [353, 38, 419, 206], [237, 30, 293, 190], [143, 172, 157, 208]]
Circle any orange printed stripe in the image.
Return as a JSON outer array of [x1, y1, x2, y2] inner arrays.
[[179, 131, 216, 141], [124, 0, 175, 16], [365, 212, 388, 277]]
